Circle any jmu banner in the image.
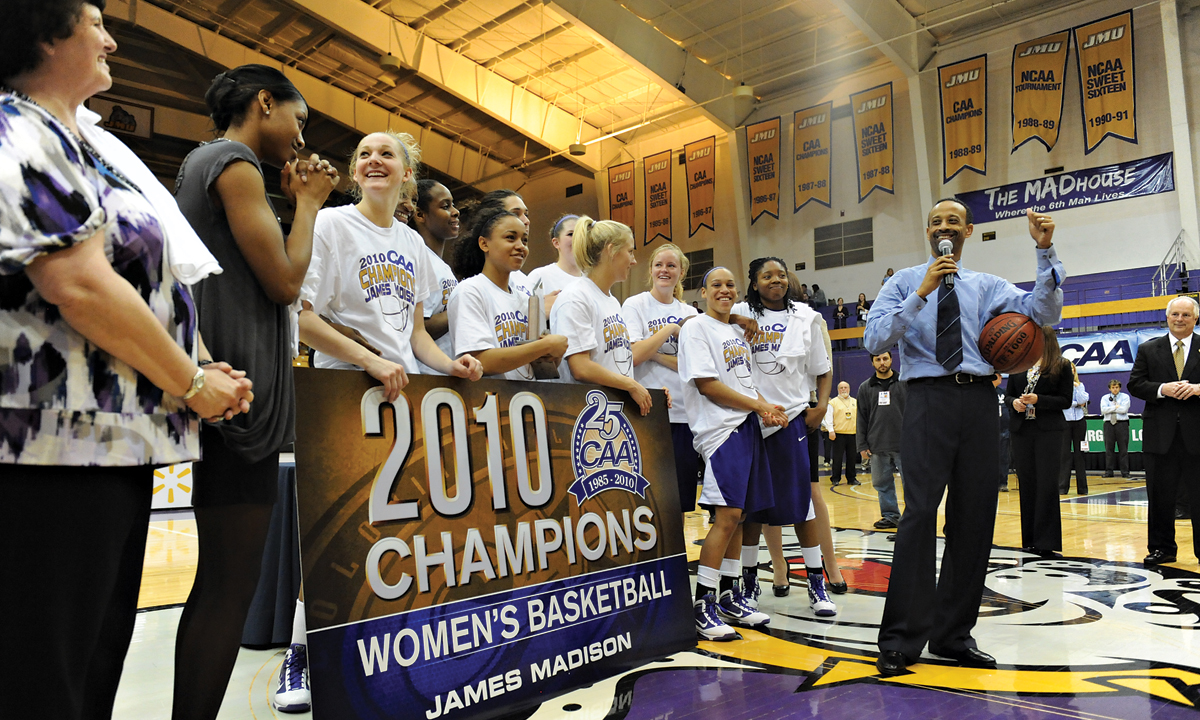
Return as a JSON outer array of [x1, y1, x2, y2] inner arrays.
[[939, 55, 988, 183], [793, 103, 831, 211], [684, 136, 716, 236], [746, 117, 780, 224], [850, 83, 894, 202], [643, 151, 672, 246], [293, 370, 694, 720], [608, 162, 636, 228], [1012, 31, 1070, 152], [1073, 11, 1136, 154], [954, 153, 1173, 224]]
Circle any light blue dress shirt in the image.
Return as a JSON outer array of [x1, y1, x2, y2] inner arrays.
[[1063, 381, 1089, 421], [1100, 392, 1130, 422], [864, 246, 1064, 379]]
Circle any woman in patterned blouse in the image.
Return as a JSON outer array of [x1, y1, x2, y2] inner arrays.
[[0, 2, 252, 717]]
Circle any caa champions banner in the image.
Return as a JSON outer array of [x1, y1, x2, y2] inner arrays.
[[746, 118, 780, 224], [1073, 11, 1136, 154], [850, 83, 894, 202], [1012, 31, 1070, 151], [643, 151, 672, 246], [938, 55, 987, 183], [608, 162, 636, 228], [793, 102, 831, 210], [684, 136, 716, 237], [293, 370, 694, 720]]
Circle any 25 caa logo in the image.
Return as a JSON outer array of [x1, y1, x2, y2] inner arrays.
[[569, 390, 649, 503]]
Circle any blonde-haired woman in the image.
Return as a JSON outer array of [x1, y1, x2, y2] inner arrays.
[[549, 216, 651, 414], [622, 243, 699, 510]]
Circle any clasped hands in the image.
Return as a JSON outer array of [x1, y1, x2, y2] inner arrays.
[[1161, 381, 1200, 400]]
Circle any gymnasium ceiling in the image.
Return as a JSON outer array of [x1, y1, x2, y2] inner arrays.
[[103, 0, 1102, 192]]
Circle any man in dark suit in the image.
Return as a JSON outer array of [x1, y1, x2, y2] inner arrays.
[[1128, 296, 1200, 565]]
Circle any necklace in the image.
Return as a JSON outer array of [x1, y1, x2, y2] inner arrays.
[[1, 87, 142, 195]]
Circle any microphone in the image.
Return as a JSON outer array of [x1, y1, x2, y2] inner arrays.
[[938, 238, 956, 289]]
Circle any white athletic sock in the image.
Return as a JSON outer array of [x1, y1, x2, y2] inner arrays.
[[697, 565, 721, 592], [290, 599, 307, 647], [802, 546, 823, 571], [740, 544, 760, 569], [720, 557, 741, 578]]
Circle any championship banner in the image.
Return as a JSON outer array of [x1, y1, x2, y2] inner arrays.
[[850, 83, 894, 202], [793, 102, 832, 211], [954, 152, 1173, 224], [1073, 11, 1136, 154], [643, 150, 672, 246], [684, 136, 716, 237], [608, 161, 636, 228], [1011, 31, 1070, 152], [293, 369, 694, 720], [938, 55, 987, 183], [746, 117, 780, 224]]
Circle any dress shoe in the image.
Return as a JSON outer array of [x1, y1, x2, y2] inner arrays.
[[928, 646, 997, 669], [830, 481, 840, 487], [873, 517, 898, 529], [998, 485, 1009, 492], [773, 584, 790, 597], [848, 479, 861, 486], [1176, 508, 1191, 520], [886, 533, 897, 541], [1144, 550, 1177, 565], [1103, 471, 1114, 477], [876, 650, 909, 676]]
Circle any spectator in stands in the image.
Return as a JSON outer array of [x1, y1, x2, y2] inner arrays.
[[856, 293, 871, 326], [857, 351, 905, 529], [1059, 363, 1089, 494], [826, 382, 859, 486], [1101, 379, 1131, 478], [811, 284, 827, 307], [833, 298, 849, 350], [882, 268, 894, 285]]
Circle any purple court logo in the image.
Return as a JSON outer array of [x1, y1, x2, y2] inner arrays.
[[568, 390, 648, 503]]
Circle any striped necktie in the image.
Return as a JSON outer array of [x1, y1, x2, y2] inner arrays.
[[1174, 339, 1185, 380], [936, 283, 963, 371]]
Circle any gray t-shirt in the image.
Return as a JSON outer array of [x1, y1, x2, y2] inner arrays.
[[175, 139, 295, 463]]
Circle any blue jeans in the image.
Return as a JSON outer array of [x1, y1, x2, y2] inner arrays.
[[871, 451, 902, 522]]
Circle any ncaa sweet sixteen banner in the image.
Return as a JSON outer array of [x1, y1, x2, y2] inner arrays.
[[293, 369, 694, 720]]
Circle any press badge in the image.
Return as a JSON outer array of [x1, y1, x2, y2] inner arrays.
[[878, 391, 890, 406]]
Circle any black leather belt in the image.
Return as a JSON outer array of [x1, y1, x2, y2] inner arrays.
[[909, 373, 995, 385]]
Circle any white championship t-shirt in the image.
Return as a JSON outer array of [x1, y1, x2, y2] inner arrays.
[[549, 277, 632, 383], [447, 273, 535, 381], [526, 262, 581, 297], [677, 314, 758, 459], [301, 204, 431, 373], [622, 292, 698, 424], [732, 301, 831, 433], [416, 245, 458, 375]]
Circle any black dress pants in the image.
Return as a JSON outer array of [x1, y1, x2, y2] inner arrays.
[[1103, 420, 1129, 475], [1146, 424, 1200, 556], [0, 464, 153, 720], [878, 380, 999, 661], [831, 432, 857, 484], [1059, 418, 1088, 494], [1012, 426, 1065, 551]]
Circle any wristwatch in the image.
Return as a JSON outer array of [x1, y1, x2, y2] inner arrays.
[[182, 367, 206, 400]]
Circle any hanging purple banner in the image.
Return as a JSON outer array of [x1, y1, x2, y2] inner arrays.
[[955, 152, 1174, 224]]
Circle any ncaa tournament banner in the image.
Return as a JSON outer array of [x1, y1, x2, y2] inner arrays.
[[793, 102, 832, 211], [850, 83, 894, 202], [1059, 329, 1166, 374], [684, 136, 716, 237], [608, 162, 636, 228], [643, 150, 672, 246], [938, 55, 988, 183], [746, 117, 780, 224], [1073, 11, 1136, 154], [293, 369, 695, 720], [954, 152, 1173, 224], [1011, 31, 1070, 152]]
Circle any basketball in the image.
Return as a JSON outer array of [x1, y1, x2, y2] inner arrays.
[[979, 313, 1044, 374]]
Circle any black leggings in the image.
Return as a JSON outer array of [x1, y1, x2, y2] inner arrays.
[[172, 432, 278, 720]]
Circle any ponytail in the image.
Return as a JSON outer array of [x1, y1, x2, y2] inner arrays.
[[572, 216, 633, 274]]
